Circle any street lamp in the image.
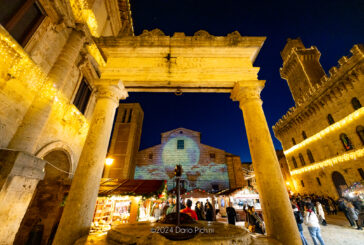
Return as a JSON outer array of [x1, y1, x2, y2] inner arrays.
[[103, 156, 114, 178]]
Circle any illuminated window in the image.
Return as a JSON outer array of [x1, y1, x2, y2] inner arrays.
[[0, 0, 45, 46], [73, 77, 92, 114], [299, 153, 306, 166], [358, 168, 364, 180], [210, 153, 216, 159], [292, 137, 296, 145], [301, 180, 304, 187], [351, 97, 362, 110], [302, 131, 307, 140], [327, 114, 334, 125], [292, 157, 298, 168], [357, 126, 364, 144], [307, 149, 315, 163], [340, 133, 353, 151], [316, 177, 321, 186], [177, 140, 184, 149], [148, 153, 153, 160]]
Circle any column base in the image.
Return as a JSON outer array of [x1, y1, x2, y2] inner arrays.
[[0, 149, 46, 245]]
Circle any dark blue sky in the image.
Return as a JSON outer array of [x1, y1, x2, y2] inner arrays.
[[122, 0, 363, 162]]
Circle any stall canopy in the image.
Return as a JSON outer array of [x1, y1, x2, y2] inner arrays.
[[98, 178, 166, 197], [216, 187, 259, 199], [182, 189, 215, 199]]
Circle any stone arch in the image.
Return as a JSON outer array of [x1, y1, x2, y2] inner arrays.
[[36, 141, 75, 177], [331, 171, 347, 197], [15, 146, 73, 245]]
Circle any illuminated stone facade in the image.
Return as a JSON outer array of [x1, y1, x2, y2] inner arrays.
[[273, 38, 364, 198], [134, 127, 245, 192]]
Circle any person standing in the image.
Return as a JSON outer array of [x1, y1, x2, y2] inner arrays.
[[205, 200, 213, 221], [181, 199, 198, 220], [195, 201, 205, 220], [347, 202, 362, 230], [226, 203, 237, 225], [316, 201, 327, 226], [304, 203, 325, 245], [292, 205, 308, 245], [338, 198, 354, 226]]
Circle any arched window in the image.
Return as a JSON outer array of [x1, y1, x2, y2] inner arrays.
[[299, 153, 306, 166], [292, 157, 298, 169], [302, 131, 307, 140], [351, 97, 362, 110], [340, 133, 353, 151], [307, 149, 315, 163], [292, 137, 296, 145], [327, 114, 334, 125], [357, 126, 364, 144]]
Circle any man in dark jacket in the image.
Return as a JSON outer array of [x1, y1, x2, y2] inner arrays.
[[226, 203, 237, 225], [293, 204, 308, 245]]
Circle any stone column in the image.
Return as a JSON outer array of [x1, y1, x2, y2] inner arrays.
[[231, 81, 301, 245], [0, 150, 46, 245], [7, 27, 85, 153], [52, 80, 128, 245]]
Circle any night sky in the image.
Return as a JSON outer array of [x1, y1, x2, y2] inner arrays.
[[121, 0, 363, 162]]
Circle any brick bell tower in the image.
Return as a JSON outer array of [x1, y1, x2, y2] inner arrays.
[[107, 103, 144, 179], [280, 38, 326, 104]]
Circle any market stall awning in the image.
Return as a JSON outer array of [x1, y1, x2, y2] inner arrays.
[[98, 178, 166, 196], [181, 189, 215, 199]]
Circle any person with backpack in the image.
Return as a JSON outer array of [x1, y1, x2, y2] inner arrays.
[[292, 204, 308, 245], [304, 203, 325, 245]]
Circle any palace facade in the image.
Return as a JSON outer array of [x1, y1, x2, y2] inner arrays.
[[273, 38, 364, 198]]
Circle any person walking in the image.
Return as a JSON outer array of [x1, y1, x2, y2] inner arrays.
[[347, 202, 362, 230], [292, 205, 308, 245], [304, 203, 325, 245], [316, 201, 327, 226], [338, 198, 355, 226]]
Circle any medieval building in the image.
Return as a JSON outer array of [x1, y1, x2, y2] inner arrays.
[[273, 38, 364, 198]]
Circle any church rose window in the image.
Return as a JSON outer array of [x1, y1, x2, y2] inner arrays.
[[340, 133, 353, 151], [357, 126, 364, 144], [210, 153, 216, 159], [0, 0, 45, 46], [177, 139, 184, 149], [351, 97, 362, 110]]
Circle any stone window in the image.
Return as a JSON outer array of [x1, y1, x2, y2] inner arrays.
[[302, 131, 307, 140], [351, 97, 362, 110], [299, 153, 305, 166], [356, 126, 364, 144], [307, 149, 315, 163], [148, 153, 153, 160], [0, 0, 45, 46], [210, 153, 216, 159], [127, 109, 133, 123], [340, 133, 353, 151], [358, 168, 364, 180], [316, 177, 322, 186], [292, 157, 298, 169], [327, 114, 334, 125], [122, 109, 128, 123], [177, 139, 184, 149], [73, 77, 92, 114], [301, 180, 304, 187], [292, 137, 296, 145]]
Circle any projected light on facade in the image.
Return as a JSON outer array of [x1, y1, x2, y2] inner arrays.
[[134, 130, 230, 191]]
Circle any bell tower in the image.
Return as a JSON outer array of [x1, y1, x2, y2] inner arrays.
[[280, 38, 326, 104], [107, 103, 144, 179]]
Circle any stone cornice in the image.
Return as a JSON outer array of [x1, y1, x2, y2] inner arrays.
[[106, 0, 122, 36], [231, 80, 265, 106], [118, 0, 134, 36], [273, 44, 364, 137]]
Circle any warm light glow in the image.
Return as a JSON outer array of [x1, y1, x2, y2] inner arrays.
[[105, 157, 114, 166], [70, 0, 99, 37], [86, 43, 106, 67], [286, 181, 290, 185], [290, 147, 364, 176], [284, 107, 364, 156]]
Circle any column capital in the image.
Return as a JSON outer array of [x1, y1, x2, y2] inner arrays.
[[94, 79, 129, 102], [230, 80, 265, 106]]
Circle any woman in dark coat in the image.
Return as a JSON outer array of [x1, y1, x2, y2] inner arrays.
[[195, 201, 205, 220]]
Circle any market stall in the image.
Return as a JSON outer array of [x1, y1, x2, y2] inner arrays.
[[343, 180, 364, 200], [91, 179, 167, 233], [216, 186, 260, 221]]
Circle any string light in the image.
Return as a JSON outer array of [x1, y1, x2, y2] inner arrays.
[[284, 107, 364, 156], [290, 147, 364, 176]]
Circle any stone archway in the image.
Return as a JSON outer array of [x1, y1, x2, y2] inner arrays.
[[14, 150, 71, 245], [332, 171, 348, 197]]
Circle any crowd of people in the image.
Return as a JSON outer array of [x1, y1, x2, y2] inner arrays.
[[290, 193, 364, 245]]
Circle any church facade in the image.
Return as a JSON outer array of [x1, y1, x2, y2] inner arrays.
[[273, 39, 364, 198]]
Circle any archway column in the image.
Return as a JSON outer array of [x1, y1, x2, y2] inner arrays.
[[231, 81, 301, 245], [53, 80, 128, 245]]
